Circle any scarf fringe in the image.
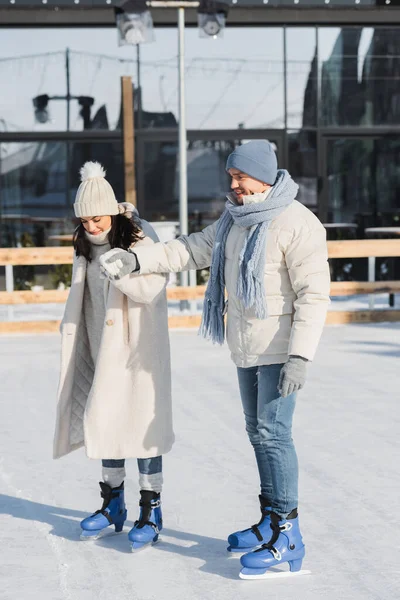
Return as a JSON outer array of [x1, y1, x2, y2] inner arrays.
[[199, 298, 225, 345]]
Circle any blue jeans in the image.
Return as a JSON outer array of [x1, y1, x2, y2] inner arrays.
[[237, 364, 298, 518], [102, 457, 162, 475]]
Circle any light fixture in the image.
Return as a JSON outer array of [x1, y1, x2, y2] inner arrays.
[[197, 0, 229, 39], [115, 0, 155, 46], [32, 94, 94, 127], [33, 95, 50, 124], [77, 96, 95, 129]]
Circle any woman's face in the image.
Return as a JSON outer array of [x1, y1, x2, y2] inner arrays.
[[80, 215, 112, 235]]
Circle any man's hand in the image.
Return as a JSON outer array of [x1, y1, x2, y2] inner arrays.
[[278, 356, 308, 398], [99, 248, 138, 281]]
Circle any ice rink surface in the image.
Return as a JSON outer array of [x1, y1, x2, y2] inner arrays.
[[1, 324, 399, 600]]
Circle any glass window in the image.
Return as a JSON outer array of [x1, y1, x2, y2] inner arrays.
[[286, 28, 317, 128], [139, 27, 285, 130], [0, 28, 137, 132], [288, 130, 317, 210], [0, 139, 123, 247], [319, 27, 400, 126], [140, 139, 232, 225], [183, 27, 284, 129], [139, 136, 283, 226], [326, 137, 400, 228], [0, 26, 284, 133], [0, 141, 69, 247]]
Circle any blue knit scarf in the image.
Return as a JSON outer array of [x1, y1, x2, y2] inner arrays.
[[199, 169, 298, 344]]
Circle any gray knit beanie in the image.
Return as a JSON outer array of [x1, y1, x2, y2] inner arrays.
[[74, 162, 119, 218], [226, 140, 278, 185]]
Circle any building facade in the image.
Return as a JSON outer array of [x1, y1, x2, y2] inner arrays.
[[1, 1, 400, 255]]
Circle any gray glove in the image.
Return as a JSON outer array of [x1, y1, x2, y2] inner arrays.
[[278, 356, 308, 398], [99, 248, 138, 281]]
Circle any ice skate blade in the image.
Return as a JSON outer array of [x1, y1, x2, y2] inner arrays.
[[131, 537, 160, 553], [239, 568, 311, 580], [80, 529, 124, 542]]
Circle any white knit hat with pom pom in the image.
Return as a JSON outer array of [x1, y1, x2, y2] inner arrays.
[[73, 161, 119, 218]]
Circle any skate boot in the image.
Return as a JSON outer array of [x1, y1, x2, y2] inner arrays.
[[239, 509, 310, 580], [80, 481, 127, 540], [128, 490, 162, 552], [227, 495, 272, 553]]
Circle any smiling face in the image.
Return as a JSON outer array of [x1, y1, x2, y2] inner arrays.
[[228, 168, 270, 205], [80, 215, 112, 235]]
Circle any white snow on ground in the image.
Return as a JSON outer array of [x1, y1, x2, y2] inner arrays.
[[1, 324, 399, 600]]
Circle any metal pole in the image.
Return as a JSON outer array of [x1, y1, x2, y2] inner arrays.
[[5, 265, 14, 321], [65, 47, 71, 214], [137, 45, 142, 129], [66, 47, 71, 132], [368, 256, 376, 310], [178, 7, 188, 290]]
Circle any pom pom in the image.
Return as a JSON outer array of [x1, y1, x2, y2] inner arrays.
[[118, 202, 136, 218], [80, 161, 106, 182]]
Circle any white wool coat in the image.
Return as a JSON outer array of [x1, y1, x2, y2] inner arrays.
[[53, 223, 174, 460], [134, 201, 331, 367]]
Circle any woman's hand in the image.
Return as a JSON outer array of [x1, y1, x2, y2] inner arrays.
[[99, 248, 139, 281]]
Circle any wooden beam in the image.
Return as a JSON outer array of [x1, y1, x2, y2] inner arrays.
[[0, 247, 73, 266], [0, 290, 69, 305], [326, 310, 400, 325], [330, 281, 400, 296], [0, 317, 204, 334], [2, 311, 400, 335], [327, 239, 400, 259], [166, 285, 207, 300], [1, 280, 399, 305], [1, 238, 400, 267], [0, 287, 207, 304], [0, 320, 61, 334], [121, 76, 136, 207], [168, 315, 202, 329]]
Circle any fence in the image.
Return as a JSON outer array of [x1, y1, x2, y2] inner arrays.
[[1, 239, 400, 333]]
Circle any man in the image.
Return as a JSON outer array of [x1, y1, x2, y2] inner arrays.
[[100, 140, 330, 579]]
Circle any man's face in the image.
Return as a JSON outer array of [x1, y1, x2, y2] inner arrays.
[[228, 168, 269, 205]]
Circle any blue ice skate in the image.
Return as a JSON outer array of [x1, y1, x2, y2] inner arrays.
[[239, 510, 310, 580], [128, 490, 162, 552], [227, 495, 272, 553], [80, 481, 127, 540]]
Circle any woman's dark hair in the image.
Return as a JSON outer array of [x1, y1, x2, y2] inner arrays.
[[73, 213, 143, 261]]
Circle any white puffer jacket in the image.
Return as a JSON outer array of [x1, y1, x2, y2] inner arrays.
[[134, 200, 331, 368]]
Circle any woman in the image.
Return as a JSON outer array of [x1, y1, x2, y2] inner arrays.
[[53, 162, 174, 551]]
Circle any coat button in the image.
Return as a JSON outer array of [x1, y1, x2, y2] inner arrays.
[[106, 319, 114, 326]]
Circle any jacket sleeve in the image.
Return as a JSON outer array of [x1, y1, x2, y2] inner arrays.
[[132, 220, 218, 275], [285, 222, 331, 361], [111, 271, 167, 305]]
